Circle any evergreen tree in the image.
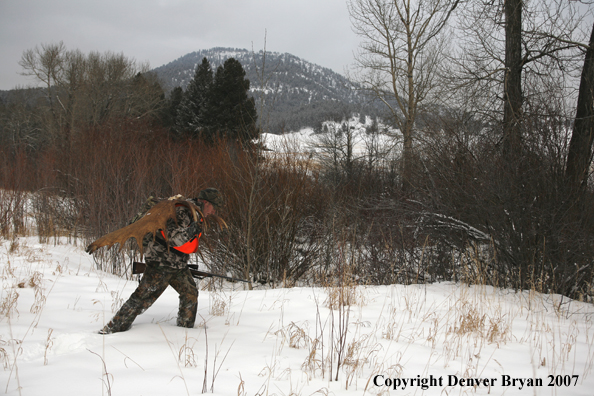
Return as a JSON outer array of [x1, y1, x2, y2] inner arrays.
[[174, 57, 258, 143], [206, 58, 258, 142], [175, 57, 213, 137], [162, 86, 183, 128]]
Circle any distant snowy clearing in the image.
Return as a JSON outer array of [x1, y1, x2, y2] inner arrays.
[[2, 237, 594, 395], [259, 118, 399, 157]]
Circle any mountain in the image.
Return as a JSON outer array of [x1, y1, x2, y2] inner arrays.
[[151, 47, 382, 134]]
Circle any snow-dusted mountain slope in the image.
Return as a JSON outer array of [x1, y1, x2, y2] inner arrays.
[[152, 47, 383, 134]]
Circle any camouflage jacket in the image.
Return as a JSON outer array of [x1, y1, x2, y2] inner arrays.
[[142, 205, 202, 270]]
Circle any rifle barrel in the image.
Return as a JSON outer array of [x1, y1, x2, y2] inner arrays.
[[132, 262, 249, 283]]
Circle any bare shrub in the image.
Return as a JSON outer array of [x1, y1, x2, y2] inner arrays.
[[205, 143, 327, 287], [412, 110, 594, 299], [0, 148, 28, 238]]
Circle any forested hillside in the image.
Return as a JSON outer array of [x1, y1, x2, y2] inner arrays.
[[152, 47, 383, 134]]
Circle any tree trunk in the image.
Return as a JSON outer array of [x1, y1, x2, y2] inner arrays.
[[565, 21, 594, 193], [502, 0, 523, 157], [402, 120, 414, 191], [402, 49, 416, 191]]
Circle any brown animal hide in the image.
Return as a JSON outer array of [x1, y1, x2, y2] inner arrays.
[[86, 199, 202, 259]]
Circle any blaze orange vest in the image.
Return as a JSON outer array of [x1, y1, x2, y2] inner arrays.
[[160, 230, 201, 254]]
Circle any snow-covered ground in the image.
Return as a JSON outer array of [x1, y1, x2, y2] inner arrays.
[[260, 117, 398, 158], [2, 236, 594, 396]]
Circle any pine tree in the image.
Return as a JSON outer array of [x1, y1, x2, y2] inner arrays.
[[206, 58, 258, 142], [161, 86, 183, 128], [174, 57, 258, 143], [175, 57, 213, 137]]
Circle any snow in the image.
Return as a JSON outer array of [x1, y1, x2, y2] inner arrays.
[[259, 118, 398, 158], [2, 236, 594, 396]]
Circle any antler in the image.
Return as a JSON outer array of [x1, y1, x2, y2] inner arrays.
[[86, 199, 201, 259]]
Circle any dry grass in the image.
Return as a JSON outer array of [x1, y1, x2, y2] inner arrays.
[[178, 332, 200, 368], [259, 279, 594, 395], [43, 328, 54, 366], [0, 287, 19, 319], [209, 291, 228, 317], [275, 322, 311, 350], [324, 285, 367, 310], [0, 336, 9, 370]]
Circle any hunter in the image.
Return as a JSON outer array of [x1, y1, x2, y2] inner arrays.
[[97, 188, 223, 334]]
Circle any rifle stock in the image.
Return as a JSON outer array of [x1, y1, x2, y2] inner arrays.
[[132, 261, 249, 283]]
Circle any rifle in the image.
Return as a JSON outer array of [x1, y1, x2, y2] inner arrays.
[[132, 262, 249, 283]]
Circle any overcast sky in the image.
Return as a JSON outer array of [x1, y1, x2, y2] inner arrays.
[[0, 0, 360, 90]]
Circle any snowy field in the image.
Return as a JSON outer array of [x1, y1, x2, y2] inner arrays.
[[259, 118, 398, 157], [2, 236, 594, 396]]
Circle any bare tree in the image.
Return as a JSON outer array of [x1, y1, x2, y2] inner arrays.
[[566, 20, 594, 193], [448, 0, 590, 155], [313, 120, 362, 183], [348, 0, 460, 189], [19, 41, 67, 132], [19, 43, 164, 144], [502, 0, 522, 156]]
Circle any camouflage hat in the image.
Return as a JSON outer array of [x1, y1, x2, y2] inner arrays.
[[197, 188, 223, 208]]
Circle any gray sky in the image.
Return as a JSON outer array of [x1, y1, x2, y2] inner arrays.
[[0, 0, 360, 90]]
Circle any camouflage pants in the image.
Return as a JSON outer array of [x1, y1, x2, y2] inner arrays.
[[105, 263, 198, 332]]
